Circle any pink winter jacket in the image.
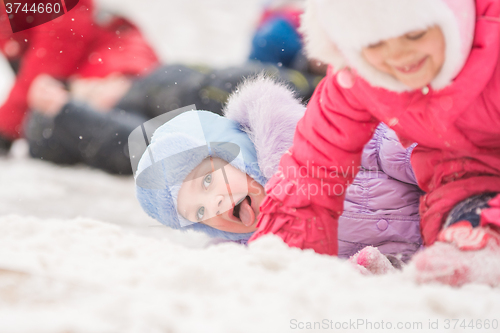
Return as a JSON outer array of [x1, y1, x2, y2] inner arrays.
[[249, 0, 500, 255]]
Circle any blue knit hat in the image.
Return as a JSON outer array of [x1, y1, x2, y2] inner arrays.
[[135, 110, 268, 241], [249, 17, 302, 68]]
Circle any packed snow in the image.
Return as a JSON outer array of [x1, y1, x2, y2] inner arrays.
[[0, 0, 499, 332]]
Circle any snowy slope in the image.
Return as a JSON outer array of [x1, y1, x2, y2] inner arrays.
[[0, 0, 499, 332], [1, 216, 499, 333]]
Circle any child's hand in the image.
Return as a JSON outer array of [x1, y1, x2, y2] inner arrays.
[[413, 205, 500, 287], [27, 74, 69, 116], [69, 74, 132, 111]]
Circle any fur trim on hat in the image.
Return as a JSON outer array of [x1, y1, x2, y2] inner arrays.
[[224, 75, 305, 179], [299, 0, 347, 71], [301, 0, 475, 92]]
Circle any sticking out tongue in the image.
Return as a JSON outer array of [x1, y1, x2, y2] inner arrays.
[[238, 198, 255, 227]]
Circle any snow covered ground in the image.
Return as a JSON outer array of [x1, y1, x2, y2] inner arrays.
[[0, 1, 499, 332]]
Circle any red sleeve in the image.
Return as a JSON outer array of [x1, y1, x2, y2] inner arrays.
[[248, 70, 379, 255], [0, 0, 95, 139]]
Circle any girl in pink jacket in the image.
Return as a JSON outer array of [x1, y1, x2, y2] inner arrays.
[[249, 0, 500, 286]]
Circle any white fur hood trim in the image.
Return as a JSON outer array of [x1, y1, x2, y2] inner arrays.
[[224, 76, 305, 179], [301, 0, 476, 92]]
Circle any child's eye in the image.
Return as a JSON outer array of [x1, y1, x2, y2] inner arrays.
[[406, 30, 427, 40], [367, 41, 384, 49], [197, 206, 205, 221], [203, 173, 212, 189]]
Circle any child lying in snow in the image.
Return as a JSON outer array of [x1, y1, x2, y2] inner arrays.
[[248, 0, 500, 286], [135, 77, 422, 270]]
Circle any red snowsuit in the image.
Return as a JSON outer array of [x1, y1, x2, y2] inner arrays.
[[249, 0, 500, 255], [0, 0, 159, 139]]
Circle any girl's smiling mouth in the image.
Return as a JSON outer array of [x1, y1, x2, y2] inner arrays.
[[394, 56, 428, 74]]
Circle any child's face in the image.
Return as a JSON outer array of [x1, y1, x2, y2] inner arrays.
[[177, 157, 266, 233], [361, 26, 446, 89]]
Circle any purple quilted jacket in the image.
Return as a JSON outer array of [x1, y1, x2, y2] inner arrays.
[[338, 124, 423, 262]]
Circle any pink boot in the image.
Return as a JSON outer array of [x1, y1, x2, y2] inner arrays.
[[413, 195, 500, 287]]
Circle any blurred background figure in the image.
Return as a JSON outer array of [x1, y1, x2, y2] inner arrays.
[[2, 0, 326, 175], [0, 0, 159, 151], [249, 0, 304, 68], [249, 0, 327, 74]]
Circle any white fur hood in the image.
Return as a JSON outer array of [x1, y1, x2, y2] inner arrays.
[[224, 76, 305, 179], [300, 0, 476, 92]]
